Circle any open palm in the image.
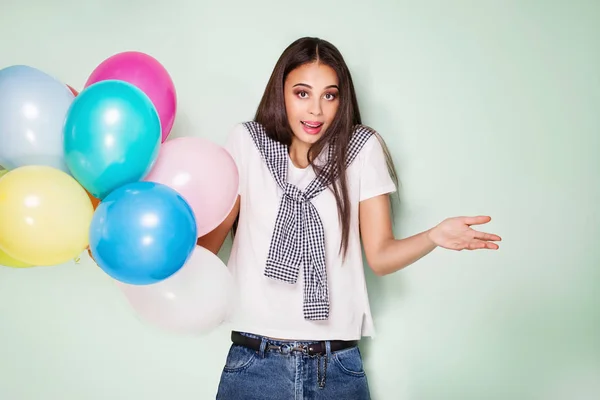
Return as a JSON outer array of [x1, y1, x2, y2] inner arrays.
[[428, 216, 501, 251]]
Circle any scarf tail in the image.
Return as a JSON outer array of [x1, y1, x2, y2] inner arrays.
[[302, 204, 330, 320], [264, 194, 302, 284]]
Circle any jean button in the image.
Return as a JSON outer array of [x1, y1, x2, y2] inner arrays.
[[280, 344, 291, 354]]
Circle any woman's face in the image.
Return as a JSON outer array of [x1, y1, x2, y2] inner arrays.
[[284, 62, 340, 147]]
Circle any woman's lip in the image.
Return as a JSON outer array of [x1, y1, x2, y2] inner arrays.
[[301, 121, 323, 127], [301, 121, 323, 135]]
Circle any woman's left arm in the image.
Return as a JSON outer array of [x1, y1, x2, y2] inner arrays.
[[359, 194, 502, 276]]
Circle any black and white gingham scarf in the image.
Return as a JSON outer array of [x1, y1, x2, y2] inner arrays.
[[243, 121, 373, 320]]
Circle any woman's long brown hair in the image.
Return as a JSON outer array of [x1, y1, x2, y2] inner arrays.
[[244, 37, 399, 257]]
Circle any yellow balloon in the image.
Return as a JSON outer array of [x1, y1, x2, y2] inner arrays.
[[0, 247, 33, 268], [0, 166, 94, 266]]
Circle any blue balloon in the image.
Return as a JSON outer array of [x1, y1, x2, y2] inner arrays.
[[63, 79, 161, 199], [89, 181, 197, 285], [0, 65, 75, 173]]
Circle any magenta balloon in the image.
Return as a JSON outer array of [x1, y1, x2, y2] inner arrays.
[[144, 137, 239, 237], [85, 51, 176, 142]]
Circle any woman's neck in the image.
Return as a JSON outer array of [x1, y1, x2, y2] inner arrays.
[[288, 139, 311, 169]]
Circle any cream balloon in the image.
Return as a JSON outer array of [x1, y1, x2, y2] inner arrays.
[[0, 247, 32, 268], [0, 166, 94, 265], [118, 245, 235, 334]]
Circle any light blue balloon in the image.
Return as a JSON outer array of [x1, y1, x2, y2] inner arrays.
[[63, 79, 161, 199], [89, 181, 197, 285], [0, 65, 75, 172]]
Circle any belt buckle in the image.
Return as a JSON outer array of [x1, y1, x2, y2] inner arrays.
[[270, 343, 309, 354], [292, 344, 309, 354]]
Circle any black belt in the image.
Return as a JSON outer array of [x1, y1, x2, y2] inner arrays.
[[231, 331, 358, 356]]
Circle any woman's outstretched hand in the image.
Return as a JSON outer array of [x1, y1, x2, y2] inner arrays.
[[428, 216, 501, 251]]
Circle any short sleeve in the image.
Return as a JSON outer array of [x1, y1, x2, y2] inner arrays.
[[359, 135, 397, 202], [223, 123, 248, 195]]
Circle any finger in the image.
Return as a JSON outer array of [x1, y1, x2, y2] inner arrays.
[[472, 231, 502, 242], [484, 241, 499, 250], [463, 215, 492, 226], [468, 240, 499, 250], [467, 241, 487, 250]]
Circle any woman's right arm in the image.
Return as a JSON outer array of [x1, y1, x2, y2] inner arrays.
[[196, 195, 240, 255], [196, 124, 246, 255]]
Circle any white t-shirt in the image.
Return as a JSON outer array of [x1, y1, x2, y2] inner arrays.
[[223, 122, 396, 341]]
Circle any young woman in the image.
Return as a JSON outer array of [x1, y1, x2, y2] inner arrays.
[[198, 37, 501, 400]]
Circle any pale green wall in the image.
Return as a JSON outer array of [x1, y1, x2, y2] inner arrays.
[[1, 1, 599, 399]]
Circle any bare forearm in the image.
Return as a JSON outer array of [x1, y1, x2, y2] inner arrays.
[[196, 196, 240, 255], [369, 229, 437, 276]]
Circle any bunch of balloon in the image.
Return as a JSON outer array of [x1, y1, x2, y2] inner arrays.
[[0, 65, 95, 267], [125, 135, 240, 334], [0, 51, 240, 334], [66, 52, 195, 281], [71, 52, 240, 334]]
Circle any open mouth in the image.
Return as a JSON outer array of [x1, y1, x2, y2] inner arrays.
[[301, 121, 323, 128]]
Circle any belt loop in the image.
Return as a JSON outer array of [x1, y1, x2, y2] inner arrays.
[[259, 337, 267, 358], [325, 341, 332, 357]]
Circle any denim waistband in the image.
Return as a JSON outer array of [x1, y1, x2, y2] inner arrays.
[[238, 331, 327, 346], [236, 331, 333, 389]]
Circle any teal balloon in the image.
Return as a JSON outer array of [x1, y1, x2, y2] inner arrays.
[[63, 80, 161, 199]]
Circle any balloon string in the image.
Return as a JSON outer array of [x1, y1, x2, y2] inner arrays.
[[74, 256, 81, 264]]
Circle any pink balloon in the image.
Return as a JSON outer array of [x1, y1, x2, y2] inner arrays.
[[144, 137, 239, 237], [85, 51, 177, 142]]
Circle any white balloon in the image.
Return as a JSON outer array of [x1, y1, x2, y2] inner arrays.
[[0, 65, 74, 173], [117, 245, 234, 334]]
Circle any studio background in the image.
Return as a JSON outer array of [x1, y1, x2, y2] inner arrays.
[[1, 1, 599, 399]]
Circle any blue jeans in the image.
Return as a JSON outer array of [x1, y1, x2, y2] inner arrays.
[[216, 332, 371, 399]]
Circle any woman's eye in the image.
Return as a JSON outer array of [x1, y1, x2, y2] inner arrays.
[[324, 93, 336, 100], [298, 91, 308, 98]]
